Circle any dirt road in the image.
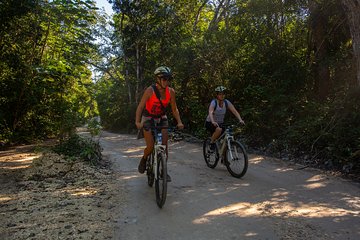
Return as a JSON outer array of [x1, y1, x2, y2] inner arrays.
[[101, 131, 359, 240], [1, 130, 359, 239]]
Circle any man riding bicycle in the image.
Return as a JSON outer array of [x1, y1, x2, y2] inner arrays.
[[205, 86, 245, 150], [135, 66, 184, 181]]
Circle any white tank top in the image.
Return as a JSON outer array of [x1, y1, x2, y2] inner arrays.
[[206, 99, 228, 124]]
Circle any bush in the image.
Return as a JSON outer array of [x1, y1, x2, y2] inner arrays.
[[53, 134, 103, 164]]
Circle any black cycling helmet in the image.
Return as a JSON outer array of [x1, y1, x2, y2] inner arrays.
[[215, 86, 226, 93], [154, 66, 173, 80]]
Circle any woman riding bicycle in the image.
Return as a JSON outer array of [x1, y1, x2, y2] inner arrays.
[[135, 66, 184, 180], [205, 86, 245, 149]]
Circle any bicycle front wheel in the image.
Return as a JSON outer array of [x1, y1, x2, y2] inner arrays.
[[147, 154, 154, 187], [224, 141, 248, 178], [155, 151, 167, 208], [203, 138, 219, 168]]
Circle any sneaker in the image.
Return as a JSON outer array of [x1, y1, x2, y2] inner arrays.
[[138, 157, 146, 174]]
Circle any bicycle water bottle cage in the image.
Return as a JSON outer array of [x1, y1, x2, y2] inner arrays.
[[157, 133, 162, 142]]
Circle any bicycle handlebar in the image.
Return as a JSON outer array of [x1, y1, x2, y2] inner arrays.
[[143, 126, 180, 131]]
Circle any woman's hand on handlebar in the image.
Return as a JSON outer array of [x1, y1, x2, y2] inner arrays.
[[177, 122, 184, 130], [135, 121, 143, 130]]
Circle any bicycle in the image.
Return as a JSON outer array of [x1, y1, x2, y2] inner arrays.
[[144, 124, 171, 208], [203, 124, 248, 178]]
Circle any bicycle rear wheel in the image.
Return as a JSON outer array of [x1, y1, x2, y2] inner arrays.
[[225, 140, 248, 178], [146, 154, 154, 187], [155, 151, 167, 208], [203, 138, 219, 168]]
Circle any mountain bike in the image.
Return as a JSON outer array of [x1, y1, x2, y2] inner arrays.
[[203, 124, 248, 178], [145, 125, 170, 208]]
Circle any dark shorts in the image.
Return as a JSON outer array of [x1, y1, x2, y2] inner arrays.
[[142, 116, 168, 131], [205, 121, 224, 134]]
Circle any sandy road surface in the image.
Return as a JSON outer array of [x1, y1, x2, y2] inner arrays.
[[101, 131, 359, 240]]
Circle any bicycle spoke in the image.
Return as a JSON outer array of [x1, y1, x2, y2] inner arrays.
[[203, 138, 219, 168], [155, 151, 167, 208], [225, 141, 248, 178]]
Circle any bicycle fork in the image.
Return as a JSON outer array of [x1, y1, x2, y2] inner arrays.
[[220, 136, 234, 163], [153, 145, 166, 180]]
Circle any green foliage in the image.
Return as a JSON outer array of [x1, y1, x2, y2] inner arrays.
[[96, 0, 359, 176], [87, 117, 102, 137], [2, 1, 358, 176], [0, 0, 100, 143], [53, 134, 103, 164], [282, 89, 360, 173]]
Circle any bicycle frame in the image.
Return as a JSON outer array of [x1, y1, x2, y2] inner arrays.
[[151, 127, 167, 180], [203, 124, 248, 178], [214, 126, 235, 160]]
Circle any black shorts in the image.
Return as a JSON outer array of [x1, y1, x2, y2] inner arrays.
[[142, 116, 168, 131], [205, 121, 224, 134]]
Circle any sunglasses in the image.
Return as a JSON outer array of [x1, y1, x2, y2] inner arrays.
[[159, 75, 172, 81]]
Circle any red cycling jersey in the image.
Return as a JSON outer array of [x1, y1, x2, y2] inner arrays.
[[143, 86, 171, 118]]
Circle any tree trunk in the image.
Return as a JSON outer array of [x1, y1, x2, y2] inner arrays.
[[124, 56, 132, 104], [309, 1, 331, 100], [193, 0, 209, 32], [341, 0, 360, 87], [135, 42, 140, 104]]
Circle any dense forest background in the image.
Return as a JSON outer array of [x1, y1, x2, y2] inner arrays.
[[1, 0, 359, 176]]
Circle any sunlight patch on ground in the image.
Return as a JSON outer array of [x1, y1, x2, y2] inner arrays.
[[302, 175, 329, 189], [124, 147, 144, 153], [10, 156, 38, 162], [343, 196, 360, 208], [126, 154, 143, 159], [171, 201, 181, 206], [186, 148, 201, 153], [249, 156, 264, 164], [120, 174, 141, 180], [245, 232, 258, 237], [211, 184, 249, 196], [62, 188, 98, 196], [193, 200, 359, 224], [0, 155, 39, 169], [274, 167, 293, 172], [271, 189, 288, 197], [0, 195, 12, 202], [306, 175, 328, 182], [0, 165, 31, 170], [303, 182, 327, 189]]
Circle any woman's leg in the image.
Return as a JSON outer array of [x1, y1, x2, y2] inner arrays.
[[143, 129, 154, 159], [138, 117, 154, 174], [211, 127, 222, 143]]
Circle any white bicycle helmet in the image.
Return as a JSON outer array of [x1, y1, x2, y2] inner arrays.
[[154, 66, 172, 77], [215, 86, 226, 92]]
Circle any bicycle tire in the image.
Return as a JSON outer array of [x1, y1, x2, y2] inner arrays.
[[224, 140, 248, 178], [147, 154, 154, 187], [203, 138, 219, 168], [155, 151, 167, 208]]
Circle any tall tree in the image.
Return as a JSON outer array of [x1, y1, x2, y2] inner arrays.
[[341, 0, 360, 86]]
